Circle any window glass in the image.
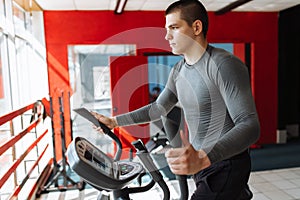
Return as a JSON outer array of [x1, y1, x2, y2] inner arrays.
[[15, 38, 30, 103], [0, 0, 5, 17], [68, 44, 136, 110], [211, 43, 233, 53], [0, 32, 11, 115], [0, 33, 3, 99], [0, 31, 14, 199], [12, 2, 26, 31], [148, 55, 181, 102]]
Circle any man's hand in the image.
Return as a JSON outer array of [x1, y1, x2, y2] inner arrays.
[[90, 111, 118, 133], [165, 130, 211, 175]]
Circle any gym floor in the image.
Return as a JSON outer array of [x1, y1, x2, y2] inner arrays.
[[37, 166, 300, 200]]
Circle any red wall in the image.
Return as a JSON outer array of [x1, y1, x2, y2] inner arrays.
[[43, 11, 278, 157]]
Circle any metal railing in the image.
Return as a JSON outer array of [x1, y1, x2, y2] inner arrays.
[[0, 99, 52, 200]]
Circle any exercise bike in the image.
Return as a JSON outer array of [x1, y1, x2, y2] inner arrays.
[[66, 107, 188, 200]]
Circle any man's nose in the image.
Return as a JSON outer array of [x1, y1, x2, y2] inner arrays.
[[165, 31, 172, 40]]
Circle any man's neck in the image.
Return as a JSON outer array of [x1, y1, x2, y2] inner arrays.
[[184, 39, 208, 65]]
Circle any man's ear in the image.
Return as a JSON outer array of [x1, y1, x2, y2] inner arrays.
[[193, 20, 203, 36]]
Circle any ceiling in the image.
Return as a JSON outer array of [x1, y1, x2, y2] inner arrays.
[[33, 0, 299, 12]]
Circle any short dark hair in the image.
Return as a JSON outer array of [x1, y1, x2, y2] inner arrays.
[[165, 0, 209, 38]]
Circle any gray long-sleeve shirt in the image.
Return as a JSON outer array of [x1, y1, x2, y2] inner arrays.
[[116, 45, 260, 164]]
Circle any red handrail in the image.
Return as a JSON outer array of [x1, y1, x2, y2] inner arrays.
[[8, 144, 49, 200], [0, 118, 41, 156], [0, 104, 34, 126], [0, 129, 48, 188], [0, 99, 51, 199]]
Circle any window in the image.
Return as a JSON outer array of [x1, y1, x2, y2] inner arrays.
[[0, 32, 11, 116], [148, 55, 181, 102]]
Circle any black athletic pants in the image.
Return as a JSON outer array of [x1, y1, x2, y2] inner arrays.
[[191, 150, 253, 200]]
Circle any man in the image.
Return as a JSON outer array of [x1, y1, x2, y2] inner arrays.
[[93, 0, 260, 199]]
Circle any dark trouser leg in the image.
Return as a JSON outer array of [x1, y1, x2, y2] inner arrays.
[[237, 184, 253, 200], [191, 151, 252, 200]]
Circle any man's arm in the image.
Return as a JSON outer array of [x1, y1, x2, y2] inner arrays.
[[205, 56, 260, 164]]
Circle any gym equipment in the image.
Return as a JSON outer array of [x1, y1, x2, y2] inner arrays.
[[43, 96, 83, 193], [67, 107, 188, 199], [67, 137, 144, 191]]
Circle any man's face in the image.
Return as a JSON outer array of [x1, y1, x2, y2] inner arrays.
[[165, 11, 196, 55]]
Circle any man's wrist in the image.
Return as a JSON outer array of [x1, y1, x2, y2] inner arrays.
[[198, 149, 211, 169]]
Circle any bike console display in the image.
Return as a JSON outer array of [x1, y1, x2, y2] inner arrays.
[[67, 137, 143, 190]]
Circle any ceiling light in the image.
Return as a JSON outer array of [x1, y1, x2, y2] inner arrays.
[[215, 0, 253, 15], [115, 0, 128, 14]]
